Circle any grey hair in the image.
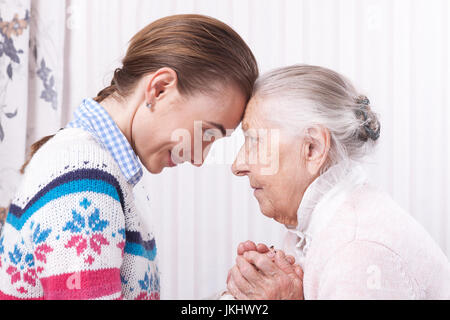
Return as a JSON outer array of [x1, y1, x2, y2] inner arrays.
[[252, 64, 381, 171]]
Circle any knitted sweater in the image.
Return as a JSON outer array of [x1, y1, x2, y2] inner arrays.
[[0, 128, 160, 299], [283, 162, 450, 299]]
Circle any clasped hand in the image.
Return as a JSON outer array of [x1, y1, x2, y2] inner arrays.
[[226, 240, 304, 300]]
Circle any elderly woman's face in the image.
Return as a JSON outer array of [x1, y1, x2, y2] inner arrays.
[[232, 97, 318, 226]]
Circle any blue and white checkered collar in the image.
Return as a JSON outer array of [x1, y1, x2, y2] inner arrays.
[[66, 98, 143, 186]]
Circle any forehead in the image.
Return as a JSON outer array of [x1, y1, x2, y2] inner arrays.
[[190, 85, 247, 128], [242, 97, 269, 131]]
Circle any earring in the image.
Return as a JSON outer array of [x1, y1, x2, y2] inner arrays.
[[146, 102, 152, 109]]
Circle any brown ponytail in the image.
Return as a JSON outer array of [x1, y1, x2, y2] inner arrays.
[[21, 14, 259, 174], [94, 68, 122, 103], [0, 206, 7, 227]]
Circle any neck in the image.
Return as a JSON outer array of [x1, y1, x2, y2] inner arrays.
[[100, 92, 144, 150], [282, 171, 318, 228], [276, 214, 298, 227], [295, 161, 355, 233]]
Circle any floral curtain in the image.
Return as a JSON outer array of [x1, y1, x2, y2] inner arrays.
[[0, 0, 66, 226]]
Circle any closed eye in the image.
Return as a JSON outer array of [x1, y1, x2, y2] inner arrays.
[[203, 127, 223, 142], [205, 121, 226, 136]]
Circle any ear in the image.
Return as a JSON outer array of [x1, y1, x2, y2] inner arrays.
[[303, 126, 331, 176], [145, 67, 179, 107]]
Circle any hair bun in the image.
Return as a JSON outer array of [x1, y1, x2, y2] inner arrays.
[[354, 95, 381, 142], [356, 95, 370, 106]]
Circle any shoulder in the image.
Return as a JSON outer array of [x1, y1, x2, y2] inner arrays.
[[303, 185, 399, 273], [27, 128, 119, 177], [307, 184, 450, 298], [314, 183, 433, 253], [18, 128, 129, 203], [8, 128, 131, 233], [341, 184, 449, 272]]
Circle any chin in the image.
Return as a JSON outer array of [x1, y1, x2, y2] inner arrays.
[[143, 162, 163, 174], [151, 165, 165, 174], [150, 168, 164, 174], [258, 202, 276, 220], [258, 200, 288, 225], [272, 216, 287, 225]]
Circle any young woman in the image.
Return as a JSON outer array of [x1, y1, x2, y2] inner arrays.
[[0, 14, 259, 300]]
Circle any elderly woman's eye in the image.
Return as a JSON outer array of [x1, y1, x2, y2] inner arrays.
[[243, 134, 259, 154], [249, 137, 260, 152]]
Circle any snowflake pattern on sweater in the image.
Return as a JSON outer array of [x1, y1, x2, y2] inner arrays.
[[0, 128, 160, 300], [62, 198, 112, 265]]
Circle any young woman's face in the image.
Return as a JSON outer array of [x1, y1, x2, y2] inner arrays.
[[132, 82, 247, 174]]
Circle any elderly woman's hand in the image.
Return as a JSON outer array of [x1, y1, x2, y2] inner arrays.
[[236, 240, 297, 265], [227, 250, 304, 300]]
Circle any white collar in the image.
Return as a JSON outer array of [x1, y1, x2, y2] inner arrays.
[[285, 161, 368, 257]]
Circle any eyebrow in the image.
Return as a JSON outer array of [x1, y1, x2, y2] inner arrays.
[[205, 121, 226, 136]]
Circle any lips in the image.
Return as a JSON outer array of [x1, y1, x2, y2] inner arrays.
[[253, 187, 263, 198], [250, 182, 262, 190]]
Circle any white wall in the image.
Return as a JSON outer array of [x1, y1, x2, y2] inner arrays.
[[60, 0, 450, 299]]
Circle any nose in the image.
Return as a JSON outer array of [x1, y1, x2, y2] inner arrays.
[[231, 145, 249, 176]]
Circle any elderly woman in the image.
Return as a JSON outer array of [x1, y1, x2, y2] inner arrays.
[[226, 65, 450, 299]]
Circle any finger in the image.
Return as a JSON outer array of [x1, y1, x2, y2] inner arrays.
[[274, 251, 296, 275], [227, 278, 243, 299], [294, 265, 304, 279], [244, 240, 257, 252], [256, 243, 270, 253], [230, 264, 253, 294], [237, 242, 246, 255], [243, 251, 277, 276], [236, 255, 262, 284], [238, 240, 257, 255], [272, 250, 296, 265], [276, 249, 285, 258], [285, 255, 296, 265], [227, 272, 249, 300]]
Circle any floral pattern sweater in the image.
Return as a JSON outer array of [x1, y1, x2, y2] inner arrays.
[[0, 128, 160, 299]]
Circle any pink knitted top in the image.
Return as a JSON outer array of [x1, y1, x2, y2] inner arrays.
[[283, 162, 450, 299]]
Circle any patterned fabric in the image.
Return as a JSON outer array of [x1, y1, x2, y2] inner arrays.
[[0, 0, 67, 209], [0, 127, 159, 300], [66, 98, 143, 186]]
